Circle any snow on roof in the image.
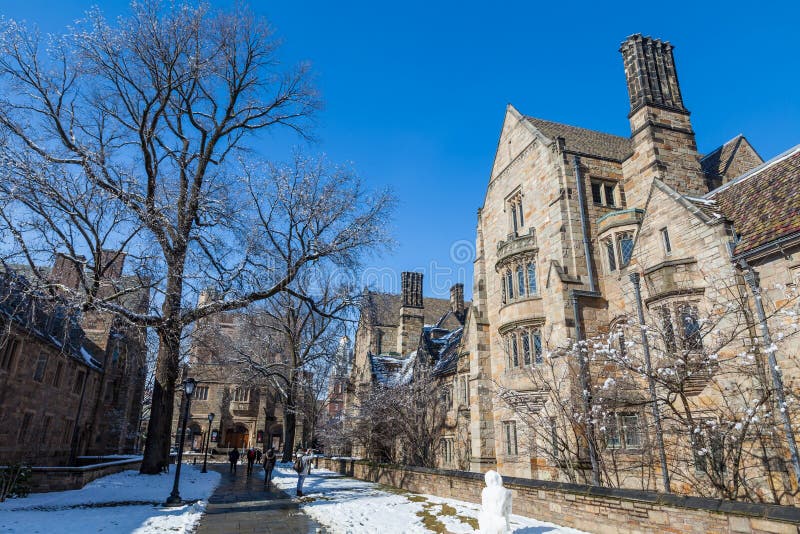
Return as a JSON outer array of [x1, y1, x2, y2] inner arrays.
[[369, 351, 416, 387]]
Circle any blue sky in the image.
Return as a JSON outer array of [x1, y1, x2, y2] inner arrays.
[[4, 1, 799, 299]]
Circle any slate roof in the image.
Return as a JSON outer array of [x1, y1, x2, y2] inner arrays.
[[362, 291, 469, 328], [526, 116, 633, 162], [0, 267, 102, 369], [369, 352, 416, 387], [701, 135, 764, 187], [706, 145, 800, 257]]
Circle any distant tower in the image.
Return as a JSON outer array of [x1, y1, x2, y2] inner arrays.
[[620, 34, 707, 207], [397, 272, 424, 355]]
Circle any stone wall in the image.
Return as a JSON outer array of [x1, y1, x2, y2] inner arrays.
[[319, 458, 800, 534], [23, 457, 142, 493]]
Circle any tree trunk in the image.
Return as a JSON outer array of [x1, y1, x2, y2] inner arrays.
[[281, 374, 298, 462], [140, 327, 182, 474]]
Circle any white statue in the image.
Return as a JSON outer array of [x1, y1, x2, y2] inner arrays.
[[478, 470, 512, 534]]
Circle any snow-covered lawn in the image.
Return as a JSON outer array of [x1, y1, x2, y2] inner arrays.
[[0, 464, 220, 534], [271, 464, 585, 534]]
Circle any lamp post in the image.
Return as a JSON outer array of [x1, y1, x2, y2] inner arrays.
[[165, 378, 197, 507], [201, 412, 215, 474]]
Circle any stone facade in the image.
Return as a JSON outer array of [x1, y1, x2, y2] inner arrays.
[[445, 33, 799, 502], [0, 256, 148, 467]]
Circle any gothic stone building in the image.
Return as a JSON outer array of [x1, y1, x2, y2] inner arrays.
[[458, 32, 800, 499], [347, 272, 470, 461], [0, 253, 148, 466], [171, 293, 290, 454]]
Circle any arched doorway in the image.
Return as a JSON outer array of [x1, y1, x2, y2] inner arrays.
[[268, 423, 283, 452], [188, 423, 202, 451], [226, 424, 249, 449]]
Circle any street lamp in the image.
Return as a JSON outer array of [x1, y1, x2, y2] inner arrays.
[[201, 412, 215, 474], [165, 377, 197, 507]]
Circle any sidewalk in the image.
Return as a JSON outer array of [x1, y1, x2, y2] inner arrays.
[[195, 464, 324, 534]]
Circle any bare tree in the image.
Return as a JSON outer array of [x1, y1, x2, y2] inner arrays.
[[0, 2, 392, 473]]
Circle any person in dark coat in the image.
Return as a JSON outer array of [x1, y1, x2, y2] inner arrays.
[[263, 447, 277, 486], [228, 448, 240, 474], [246, 447, 257, 475]]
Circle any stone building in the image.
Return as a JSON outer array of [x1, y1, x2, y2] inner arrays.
[[346, 33, 800, 502], [456, 32, 800, 500], [346, 273, 470, 462], [0, 253, 148, 466], [171, 294, 290, 454]]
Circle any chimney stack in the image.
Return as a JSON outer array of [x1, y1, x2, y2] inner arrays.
[[450, 283, 465, 316], [98, 250, 126, 280], [619, 34, 706, 207], [401, 271, 423, 309], [51, 253, 85, 291]]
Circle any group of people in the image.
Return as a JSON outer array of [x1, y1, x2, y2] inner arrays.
[[225, 445, 314, 495], [227, 446, 278, 484]]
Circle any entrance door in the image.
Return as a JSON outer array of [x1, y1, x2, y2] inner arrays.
[[227, 424, 249, 449]]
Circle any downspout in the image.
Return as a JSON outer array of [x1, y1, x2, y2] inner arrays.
[[630, 272, 671, 493], [569, 155, 601, 485], [573, 156, 597, 293], [740, 259, 800, 486]]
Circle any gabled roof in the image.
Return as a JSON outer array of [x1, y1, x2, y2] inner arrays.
[[701, 135, 763, 187], [369, 352, 415, 387], [361, 291, 469, 328], [706, 145, 800, 257], [525, 116, 632, 162]]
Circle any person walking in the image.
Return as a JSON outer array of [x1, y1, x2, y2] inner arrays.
[[228, 448, 240, 474], [294, 448, 313, 497], [246, 447, 257, 476], [263, 447, 277, 487]]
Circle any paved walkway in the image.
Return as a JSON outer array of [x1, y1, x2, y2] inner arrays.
[[195, 464, 324, 534]]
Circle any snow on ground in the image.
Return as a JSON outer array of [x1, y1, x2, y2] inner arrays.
[[0, 464, 220, 534], [271, 463, 585, 534]]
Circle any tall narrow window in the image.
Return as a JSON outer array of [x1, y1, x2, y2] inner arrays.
[[521, 332, 531, 365], [517, 267, 525, 297], [18, 413, 33, 443], [605, 240, 617, 272], [33, 352, 48, 382], [605, 414, 621, 448], [511, 334, 519, 367], [52, 361, 63, 388], [517, 202, 524, 228], [73, 370, 86, 395], [621, 414, 642, 449], [506, 270, 514, 300], [681, 305, 703, 350], [501, 277, 507, 304], [511, 207, 518, 233], [42, 415, 52, 444], [618, 233, 634, 266], [503, 421, 518, 456], [591, 182, 603, 204], [660, 228, 672, 255], [527, 262, 537, 295], [533, 331, 543, 364], [661, 307, 677, 353], [1, 338, 19, 371], [604, 184, 616, 207]]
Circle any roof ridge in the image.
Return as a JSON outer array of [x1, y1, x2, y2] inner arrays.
[[700, 134, 744, 162], [706, 143, 800, 198], [525, 115, 630, 142]]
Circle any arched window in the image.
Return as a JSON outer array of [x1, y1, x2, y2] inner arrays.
[[517, 267, 525, 297]]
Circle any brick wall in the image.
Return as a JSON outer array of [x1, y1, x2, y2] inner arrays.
[[319, 458, 800, 534]]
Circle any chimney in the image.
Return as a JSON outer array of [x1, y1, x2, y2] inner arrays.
[[51, 253, 84, 290], [450, 283, 465, 316], [97, 250, 126, 280], [401, 271, 423, 309], [397, 271, 424, 355], [619, 34, 706, 208]]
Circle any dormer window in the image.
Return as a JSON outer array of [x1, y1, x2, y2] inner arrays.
[[507, 191, 524, 234]]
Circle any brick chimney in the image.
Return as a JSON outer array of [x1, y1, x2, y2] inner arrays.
[[51, 253, 84, 290], [97, 250, 126, 280], [620, 34, 706, 208], [397, 272, 424, 355]]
